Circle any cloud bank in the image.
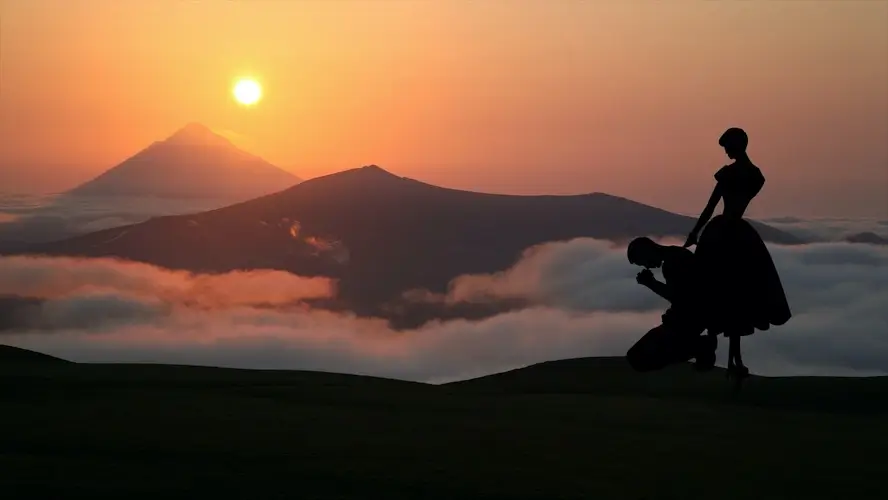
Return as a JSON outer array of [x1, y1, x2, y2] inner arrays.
[[0, 193, 234, 247], [764, 216, 888, 242], [1, 238, 887, 383]]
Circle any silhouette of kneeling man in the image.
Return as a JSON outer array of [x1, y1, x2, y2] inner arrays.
[[625, 237, 716, 372]]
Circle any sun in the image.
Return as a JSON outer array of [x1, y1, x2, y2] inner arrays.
[[233, 79, 262, 106]]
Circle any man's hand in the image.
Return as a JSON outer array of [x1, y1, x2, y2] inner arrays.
[[636, 269, 655, 286], [683, 232, 698, 248]]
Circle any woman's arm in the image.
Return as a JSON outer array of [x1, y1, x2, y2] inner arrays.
[[685, 183, 722, 245]]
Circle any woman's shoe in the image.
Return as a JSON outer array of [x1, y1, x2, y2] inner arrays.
[[726, 364, 750, 393]]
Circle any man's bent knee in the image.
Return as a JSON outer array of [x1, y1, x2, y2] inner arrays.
[[626, 324, 685, 372], [626, 344, 660, 372]]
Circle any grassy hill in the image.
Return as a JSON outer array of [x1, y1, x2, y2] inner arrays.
[[450, 357, 888, 414], [2, 347, 887, 499]]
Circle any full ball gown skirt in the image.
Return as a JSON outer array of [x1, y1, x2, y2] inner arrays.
[[695, 215, 792, 337]]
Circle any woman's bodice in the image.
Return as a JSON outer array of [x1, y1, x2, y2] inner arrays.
[[715, 162, 764, 219]]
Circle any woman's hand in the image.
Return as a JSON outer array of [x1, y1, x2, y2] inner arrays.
[[636, 269, 655, 286], [683, 232, 698, 248]]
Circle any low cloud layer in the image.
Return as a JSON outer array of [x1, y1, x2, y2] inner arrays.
[[764, 216, 888, 242], [0, 193, 233, 247], [0, 255, 333, 311], [2, 238, 887, 383]]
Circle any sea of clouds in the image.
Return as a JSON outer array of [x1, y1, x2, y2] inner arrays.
[[1, 193, 885, 382], [0, 193, 233, 246], [763, 216, 888, 243], [2, 236, 886, 383]]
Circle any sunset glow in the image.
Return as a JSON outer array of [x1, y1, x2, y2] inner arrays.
[[1, 1, 886, 217]]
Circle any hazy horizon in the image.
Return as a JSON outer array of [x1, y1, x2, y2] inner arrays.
[[1, 1, 886, 218]]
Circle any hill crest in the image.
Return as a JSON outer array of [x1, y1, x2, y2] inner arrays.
[[0, 345, 71, 364]]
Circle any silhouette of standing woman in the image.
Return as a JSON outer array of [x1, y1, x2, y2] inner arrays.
[[684, 128, 792, 389]]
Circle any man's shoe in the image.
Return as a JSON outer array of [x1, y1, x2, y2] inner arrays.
[[693, 350, 716, 371], [693, 335, 717, 371]]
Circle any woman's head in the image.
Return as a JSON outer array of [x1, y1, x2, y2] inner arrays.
[[719, 127, 748, 159], [627, 237, 664, 268]]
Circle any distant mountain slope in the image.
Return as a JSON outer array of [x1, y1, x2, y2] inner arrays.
[[845, 232, 888, 245], [68, 123, 300, 200], [24, 165, 800, 323]]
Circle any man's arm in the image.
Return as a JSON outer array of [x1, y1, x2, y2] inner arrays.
[[643, 278, 673, 303]]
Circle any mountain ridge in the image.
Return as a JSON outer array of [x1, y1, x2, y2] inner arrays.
[[22, 164, 801, 326]]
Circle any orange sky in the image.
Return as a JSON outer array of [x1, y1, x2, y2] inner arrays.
[[1, 0, 886, 217]]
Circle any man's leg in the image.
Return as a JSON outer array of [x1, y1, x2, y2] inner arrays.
[[626, 324, 689, 372]]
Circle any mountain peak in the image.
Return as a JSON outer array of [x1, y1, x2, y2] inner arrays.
[[164, 123, 232, 147], [358, 164, 398, 177], [310, 164, 401, 183], [66, 122, 299, 200]]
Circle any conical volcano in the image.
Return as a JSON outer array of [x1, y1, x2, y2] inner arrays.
[[68, 123, 300, 200]]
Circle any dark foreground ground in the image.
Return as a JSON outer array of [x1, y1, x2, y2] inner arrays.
[[2, 346, 887, 500]]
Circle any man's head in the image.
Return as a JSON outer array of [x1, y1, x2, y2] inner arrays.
[[627, 237, 664, 268]]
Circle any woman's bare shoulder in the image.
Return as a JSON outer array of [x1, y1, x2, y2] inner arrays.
[[716, 162, 763, 183], [714, 163, 735, 182]]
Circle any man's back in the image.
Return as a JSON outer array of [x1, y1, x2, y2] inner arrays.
[[625, 240, 717, 373], [660, 246, 706, 331]]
